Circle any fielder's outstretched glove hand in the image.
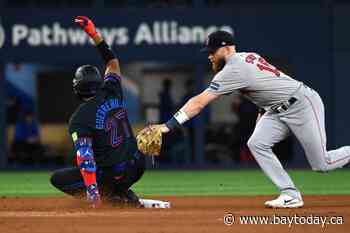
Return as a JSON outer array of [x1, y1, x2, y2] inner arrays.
[[137, 124, 168, 156]]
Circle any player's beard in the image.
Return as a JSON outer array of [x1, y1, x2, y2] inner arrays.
[[211, 58, 226, 74]]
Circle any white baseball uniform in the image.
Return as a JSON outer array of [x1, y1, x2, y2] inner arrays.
[[206, 52, 350, 199]]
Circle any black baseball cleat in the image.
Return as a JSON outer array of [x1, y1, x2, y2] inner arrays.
[[125, 189, 140, 203], [106, 189, 141, 207]]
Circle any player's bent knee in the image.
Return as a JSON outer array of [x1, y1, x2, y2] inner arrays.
[[50, 172, 59, 189], [50, 170, 65, 191], [247, 138, 256, 151], [247, 137, 269, 152]]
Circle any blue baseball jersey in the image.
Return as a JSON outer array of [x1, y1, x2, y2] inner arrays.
[[68, 73, 137, 166]]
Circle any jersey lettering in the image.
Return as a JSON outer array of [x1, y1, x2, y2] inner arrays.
[[245, 54, 280, 77], [105, 109, 130, 148]]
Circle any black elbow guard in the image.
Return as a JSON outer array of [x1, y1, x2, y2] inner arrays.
[[96, 40, 116, 64]]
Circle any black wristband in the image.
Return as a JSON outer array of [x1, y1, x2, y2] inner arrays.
[[96, 40, 116, 64], [165, 117, 182, 131]]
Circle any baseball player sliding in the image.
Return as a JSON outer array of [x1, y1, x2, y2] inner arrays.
[[50, 16, 169, 209], [137, 30, 350, 208]]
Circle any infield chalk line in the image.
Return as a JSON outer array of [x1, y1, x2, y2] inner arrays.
[[0, 211, 138, 217]]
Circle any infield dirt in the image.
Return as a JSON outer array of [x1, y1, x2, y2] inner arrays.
[[0, 195, 349, 233]]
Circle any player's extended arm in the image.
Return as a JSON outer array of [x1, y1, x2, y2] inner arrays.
[[136, 90, 219, 156], [74, 137, 101, 207], [75, 16, 121, 76], [160, 90, 220, 133]]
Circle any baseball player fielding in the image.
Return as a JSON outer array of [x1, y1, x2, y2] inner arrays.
[[139, 30, 350, 208]]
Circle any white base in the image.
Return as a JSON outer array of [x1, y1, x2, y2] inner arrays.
[[139, 199, 171, 208]]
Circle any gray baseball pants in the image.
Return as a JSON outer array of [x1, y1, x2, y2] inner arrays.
[[247, 85, 350, 199]]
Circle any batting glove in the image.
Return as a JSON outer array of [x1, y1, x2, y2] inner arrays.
[[74, 16, 98, 38]]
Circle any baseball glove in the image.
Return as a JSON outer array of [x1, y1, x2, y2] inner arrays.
[[136, 125, 163, 156]]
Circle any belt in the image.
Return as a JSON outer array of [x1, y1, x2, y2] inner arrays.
[[270, 97, 297, 113]]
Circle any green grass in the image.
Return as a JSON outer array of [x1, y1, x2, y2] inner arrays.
[[0, 170, 349, 197]]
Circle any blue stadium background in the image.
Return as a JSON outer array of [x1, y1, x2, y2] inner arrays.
[[0, 0, 349, 169]]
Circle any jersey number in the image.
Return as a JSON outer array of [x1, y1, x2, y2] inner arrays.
[[245, 54, 281, 77], [105, 109, 131, 148]]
